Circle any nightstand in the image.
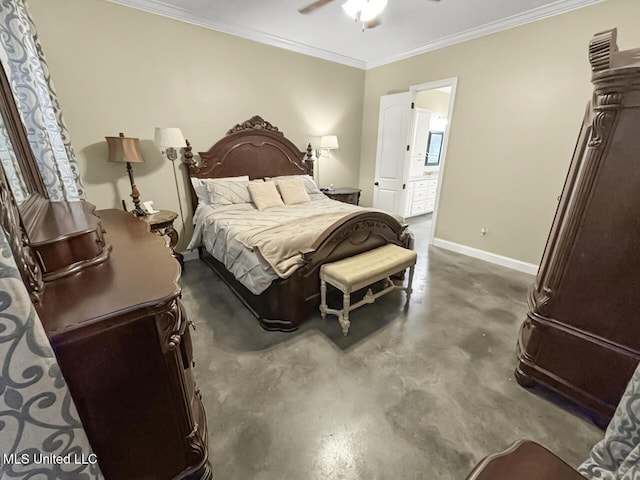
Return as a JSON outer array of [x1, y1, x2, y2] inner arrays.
[[322, 187, 361, 205], [141, 210, 184, 267]]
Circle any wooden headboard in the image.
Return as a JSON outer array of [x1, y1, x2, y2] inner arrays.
[[187, 115, 314, 212]]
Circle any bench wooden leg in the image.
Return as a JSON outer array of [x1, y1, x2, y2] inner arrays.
[[405, 264, 415, 309], [340, 292, 351, 336], [320, 279, 327, 319]]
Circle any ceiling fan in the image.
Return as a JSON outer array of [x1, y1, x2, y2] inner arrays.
[[299, 0, 441, 30]]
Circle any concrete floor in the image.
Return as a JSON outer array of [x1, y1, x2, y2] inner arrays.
[[180, 214, 602, 480]]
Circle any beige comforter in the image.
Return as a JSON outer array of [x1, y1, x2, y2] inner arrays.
[[237, 209, 361, 277], [188, 197, 371, 293]]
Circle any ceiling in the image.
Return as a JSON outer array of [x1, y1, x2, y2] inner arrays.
[[109, 0, 601, 69]]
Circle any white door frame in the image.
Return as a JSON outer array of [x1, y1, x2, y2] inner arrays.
[[409, 77, 458, 245]]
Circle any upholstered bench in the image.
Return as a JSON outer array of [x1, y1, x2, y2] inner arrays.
[[319, 244, 417, 335]]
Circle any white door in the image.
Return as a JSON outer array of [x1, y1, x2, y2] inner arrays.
[[373, 92, 413, 216], [409, 108, 431, 178]]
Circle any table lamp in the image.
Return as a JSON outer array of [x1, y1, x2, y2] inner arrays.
[[106, 132, 146, 216]]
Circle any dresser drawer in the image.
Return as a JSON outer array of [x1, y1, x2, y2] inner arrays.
[[426, 178, 438, 189], [413, 188, 428, 201], [412, 204, 427, 215], [411, 196, 427, 213], [425, 199, 436, 212]]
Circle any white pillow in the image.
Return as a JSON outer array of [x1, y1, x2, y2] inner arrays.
[[191, 175, 249, 205], [277, 177, 310, 205], [206, 179, 254, 206], [248, 181, 284, 210], [270, 175, 322, 195]]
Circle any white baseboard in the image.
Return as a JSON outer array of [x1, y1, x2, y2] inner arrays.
[[181, 250, 199, 262], [432, 238, 539, 275]]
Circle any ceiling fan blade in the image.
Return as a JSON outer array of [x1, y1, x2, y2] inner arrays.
[[298, 0, 335, 14]]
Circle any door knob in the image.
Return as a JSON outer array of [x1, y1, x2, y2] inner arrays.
[[374, 182, 379, 186]]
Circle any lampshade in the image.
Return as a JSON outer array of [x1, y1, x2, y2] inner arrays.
[[320, 135, 339, 150], [154, 127, 186, 148], [342, 0, 387, 22], [106, 133, 144, 164]]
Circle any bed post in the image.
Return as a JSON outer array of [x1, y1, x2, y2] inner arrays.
[[183, 139, 200, 214], [305, 143, 314, 177]]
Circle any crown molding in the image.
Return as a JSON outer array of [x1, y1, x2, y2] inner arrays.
[[106, 0, 367, 69], [109, 0, 602, 71], [366, 0, 604, 69]]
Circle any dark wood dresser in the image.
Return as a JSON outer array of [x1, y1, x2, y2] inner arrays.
[[515, 29, 640, 424], [36, 209, 212, 479], [466, 441, 583, 480]]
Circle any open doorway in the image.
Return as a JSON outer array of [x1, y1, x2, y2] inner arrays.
[[407, 79, 456, 244], [372, 77, 457, 245]]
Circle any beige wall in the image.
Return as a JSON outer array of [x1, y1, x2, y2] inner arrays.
[[28, 0, 365, 250], [359, 0, 640, 265], [26, 0, 640, 265]]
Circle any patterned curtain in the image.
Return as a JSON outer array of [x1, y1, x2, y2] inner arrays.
[[579, 364, 640, 480], [0, 0, 84, 201], [0, 227, 102, 479], [0, 125, 27, 203]]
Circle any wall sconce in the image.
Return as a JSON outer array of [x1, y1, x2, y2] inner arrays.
[[316, 135, 339, 159], [314, 135, 339, 188], [106, 132, 146, 216], [154, 127, 187, 233], [154, 127, 185, 161]]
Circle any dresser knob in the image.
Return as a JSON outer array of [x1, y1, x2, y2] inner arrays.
[[168, 334, 181, 348]]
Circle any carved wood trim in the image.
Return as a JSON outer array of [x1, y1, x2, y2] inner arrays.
[[534, 29, 639, 315], [226, 115, 281, 135], [187, 116, 311, 213], [534, 103, 591, 299], [0, 164, 43, 302], [299, 211, 411, 280], [589, 29, 618, 72], [541, 89, 623, 306], [155, 299, 182, 353], [183, 395, 213, 479], [305, 142, 315, 178]]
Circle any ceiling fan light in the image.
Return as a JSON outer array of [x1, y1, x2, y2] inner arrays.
[[342, 0, 387, 23], [342, 0, 361, 21]]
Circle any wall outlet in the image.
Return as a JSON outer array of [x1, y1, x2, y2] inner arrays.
[[480, 226, 488, 236]]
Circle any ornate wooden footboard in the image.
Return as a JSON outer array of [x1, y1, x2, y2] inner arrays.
[[199, 210, 412, 331], [190, 116, 412, 331]]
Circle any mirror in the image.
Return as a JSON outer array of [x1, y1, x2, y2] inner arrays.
[[0, 59, 106, 301], [0, 59, 46, 204], [0, 110, 29, 203]]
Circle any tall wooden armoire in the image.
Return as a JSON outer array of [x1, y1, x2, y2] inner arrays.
[[516, 28, 640, 425]]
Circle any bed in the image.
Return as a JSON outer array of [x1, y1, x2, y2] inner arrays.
[[187, 115, 413, 331]]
